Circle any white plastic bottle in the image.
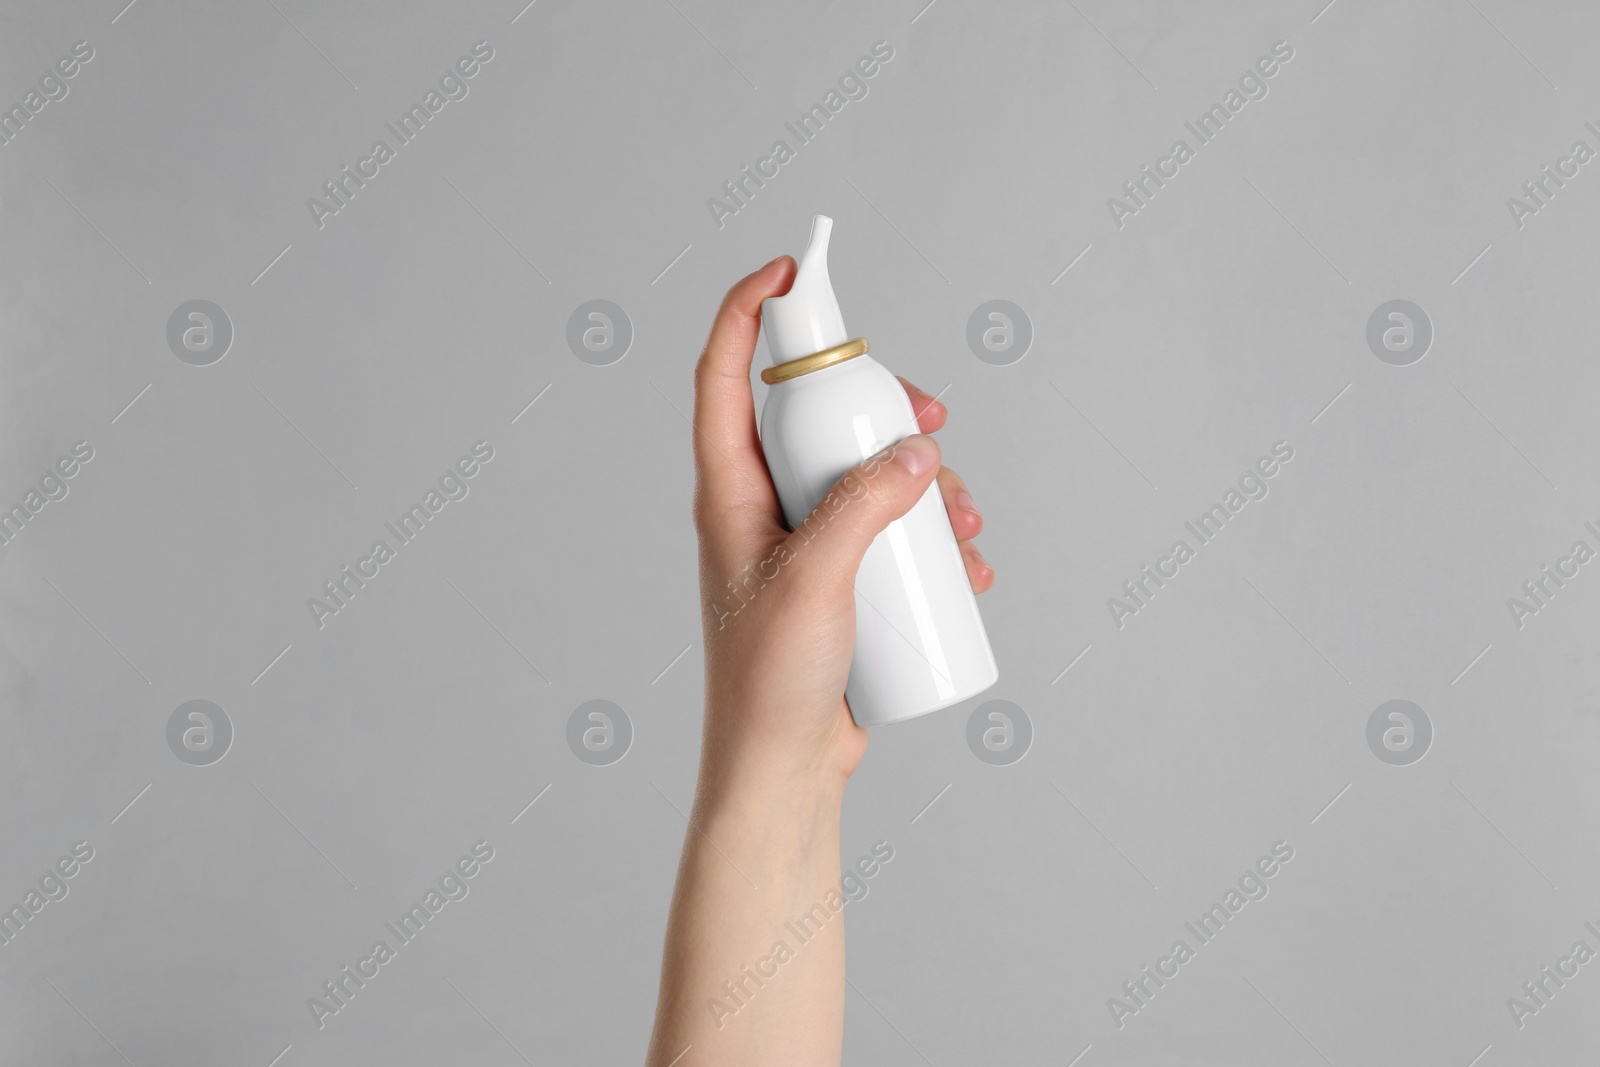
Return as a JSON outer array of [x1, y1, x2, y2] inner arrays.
[[758, 215, 999, 726]]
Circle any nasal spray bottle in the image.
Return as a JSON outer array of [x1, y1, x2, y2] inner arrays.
[[759, 215, 998, 726]]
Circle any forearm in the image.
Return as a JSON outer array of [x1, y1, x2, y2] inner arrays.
[[647, 752, 849, 1067]]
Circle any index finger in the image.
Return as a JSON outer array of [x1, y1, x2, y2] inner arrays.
[[691, 255, 796, 517]]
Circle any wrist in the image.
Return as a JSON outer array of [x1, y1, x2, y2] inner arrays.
[[697, 695, 864, 795], [695, 751, 847, 831]]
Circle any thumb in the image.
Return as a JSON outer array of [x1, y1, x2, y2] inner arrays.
[[784, 434, 941, 591]]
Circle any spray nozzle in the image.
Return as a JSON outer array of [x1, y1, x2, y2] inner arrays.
[[762, 215, 849, 364]]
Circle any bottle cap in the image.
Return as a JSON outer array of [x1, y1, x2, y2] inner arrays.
[[762, 215, 848, 363]]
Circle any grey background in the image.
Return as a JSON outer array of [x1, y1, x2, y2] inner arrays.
[[2, 0, 1597, 1063]]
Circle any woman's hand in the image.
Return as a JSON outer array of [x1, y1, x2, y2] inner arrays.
[[690, 255, 993, 794]]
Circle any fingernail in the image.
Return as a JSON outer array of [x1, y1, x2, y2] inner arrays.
[[955, 490, 977, 514], [892, 435, 936, 477]]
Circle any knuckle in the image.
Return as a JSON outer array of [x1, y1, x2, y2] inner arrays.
[[835, 468, 883, 516], [691, 348, 715, 397], [857, 451, 904, 500]]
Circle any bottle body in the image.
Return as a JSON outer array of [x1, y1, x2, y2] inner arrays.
[[759, 353, 999, 726]]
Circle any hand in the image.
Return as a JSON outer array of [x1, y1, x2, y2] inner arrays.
[[648, 255, 995, 1067], [691, 255, 995, 794]]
